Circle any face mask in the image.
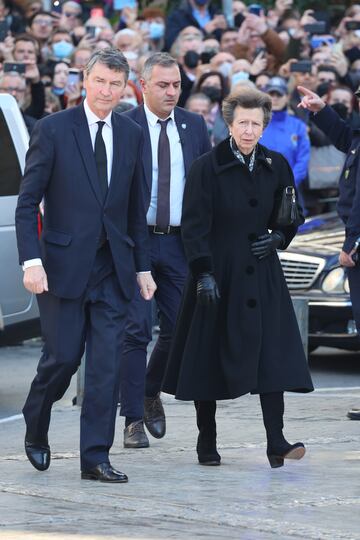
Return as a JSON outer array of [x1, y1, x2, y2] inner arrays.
[[184, 50, 200, 69], [52, 86, 65, 96], [331, 102, 349, 121], [53, 40, 74, 60], [121, 97, 137, 107], [194, 0, 209, 6], [149, 21, 165, 40], [218, 61, 232, 78], [201, 86, 221, 103], [231, 71, 249, 86]]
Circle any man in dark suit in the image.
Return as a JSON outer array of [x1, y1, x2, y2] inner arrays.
[[16, 48, 156, 482], [119, 52, 211, 448], [298, 84, 360, 421]]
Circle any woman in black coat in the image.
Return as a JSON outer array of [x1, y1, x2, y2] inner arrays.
[[162, 87, 314, 468]]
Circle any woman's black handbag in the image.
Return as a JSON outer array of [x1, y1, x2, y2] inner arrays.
[[273, 186, 304, 227]]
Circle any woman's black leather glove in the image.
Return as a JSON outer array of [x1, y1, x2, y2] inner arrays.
[[196, 273, 220, 306], [251, 231, 284, 260]]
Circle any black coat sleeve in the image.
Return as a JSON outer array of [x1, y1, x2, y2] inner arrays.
[[267, 155, 304, 249], [312, 105, 353, 153], [181, 155, 214, 278], [25, 81, 45, 120], [16, 118, 54, 263]]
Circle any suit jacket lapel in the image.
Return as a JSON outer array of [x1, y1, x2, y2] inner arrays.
[[137, 105, 152, 193], [72, 104, 103, 206], [174, 107, 191, 177]]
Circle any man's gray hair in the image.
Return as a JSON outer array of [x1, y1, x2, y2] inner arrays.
[[85, 48, 130, 80], [222, 87, 272, 129], [141, 52, 178, 81], [0, 71, 26, 87]]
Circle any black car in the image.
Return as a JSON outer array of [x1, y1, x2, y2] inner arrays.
[[278, 212, 359, 352]]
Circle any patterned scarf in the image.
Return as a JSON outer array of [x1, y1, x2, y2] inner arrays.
[[230, 137, 256, 172]]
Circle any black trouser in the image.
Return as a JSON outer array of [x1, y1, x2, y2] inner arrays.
[[23, 243, 129, 471]]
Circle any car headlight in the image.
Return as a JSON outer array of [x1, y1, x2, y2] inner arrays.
[[322, 267, 348, 293]]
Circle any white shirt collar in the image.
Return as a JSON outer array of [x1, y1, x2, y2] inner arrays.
[[83, 98, 112, 129], [143, 102, 175, 128]]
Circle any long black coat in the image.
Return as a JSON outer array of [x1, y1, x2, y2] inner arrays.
[[162, 138, 314, 401]]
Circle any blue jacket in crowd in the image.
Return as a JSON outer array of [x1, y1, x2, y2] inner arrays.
[[261, 110, 310, 187]]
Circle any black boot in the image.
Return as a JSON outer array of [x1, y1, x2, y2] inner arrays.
[[194, 400, 221, 466], [260, 392, 305, 468]]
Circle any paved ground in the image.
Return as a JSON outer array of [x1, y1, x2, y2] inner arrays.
[[1, 372, 360, 540]]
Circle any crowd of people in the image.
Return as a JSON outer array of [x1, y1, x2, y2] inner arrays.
[[2, 0, 360, 214], [3, 0, 360, 480]]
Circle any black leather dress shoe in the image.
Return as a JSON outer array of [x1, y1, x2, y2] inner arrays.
[[124, 420, 150, 448], [25, 437, 51, 471], [81, 462, 128, 483], [144, 393, 166, 438]]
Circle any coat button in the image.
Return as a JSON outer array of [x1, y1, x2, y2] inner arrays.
[[247, 299, 257, 308], [249, 198, 258, 207], [246, 265, 255, 275], [248, 232, 257, 241]]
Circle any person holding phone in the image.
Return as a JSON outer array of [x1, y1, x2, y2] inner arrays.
[[165, 0, 227, 52], [0, 71, 38, 133], [298, 83, 360, 419]]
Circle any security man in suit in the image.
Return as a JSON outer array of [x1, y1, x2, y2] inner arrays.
[[298, 84, 360, 420], [119, 52, 212, 448], [16, 48, 156, 482]]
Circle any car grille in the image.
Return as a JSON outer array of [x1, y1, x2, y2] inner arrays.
[[278, 253, 326, 290]]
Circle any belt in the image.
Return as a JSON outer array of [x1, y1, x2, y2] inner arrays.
[[148, 225, 181, 235]]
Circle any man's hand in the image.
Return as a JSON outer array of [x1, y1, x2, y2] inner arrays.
[[297, 86, 326, 113], [245, 13, 268, 36], [0, 35, 14, 61], [250, 50, 268, 75], [137, 272, 157, 301], [24, 61, 40, 83], [339, 249, 356, 268], [204, 14, 227, 34], [23, 265, 48, 294]]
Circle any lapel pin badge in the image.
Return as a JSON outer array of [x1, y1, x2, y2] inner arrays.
[[266, 157, 272, 164], [181, 123, 187, 129]]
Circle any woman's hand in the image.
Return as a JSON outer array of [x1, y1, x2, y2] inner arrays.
[[196, 273, 220, 306], [251, 232, 284, 259]]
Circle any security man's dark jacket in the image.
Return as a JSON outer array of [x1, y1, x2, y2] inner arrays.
[[312, 104, 360, 253]]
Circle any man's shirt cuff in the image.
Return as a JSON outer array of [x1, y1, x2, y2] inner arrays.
[[23, 259, 43, 270]]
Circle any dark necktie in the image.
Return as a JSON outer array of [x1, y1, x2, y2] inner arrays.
[[156, 118, 171, 230], [94, 120, 108, 202]]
